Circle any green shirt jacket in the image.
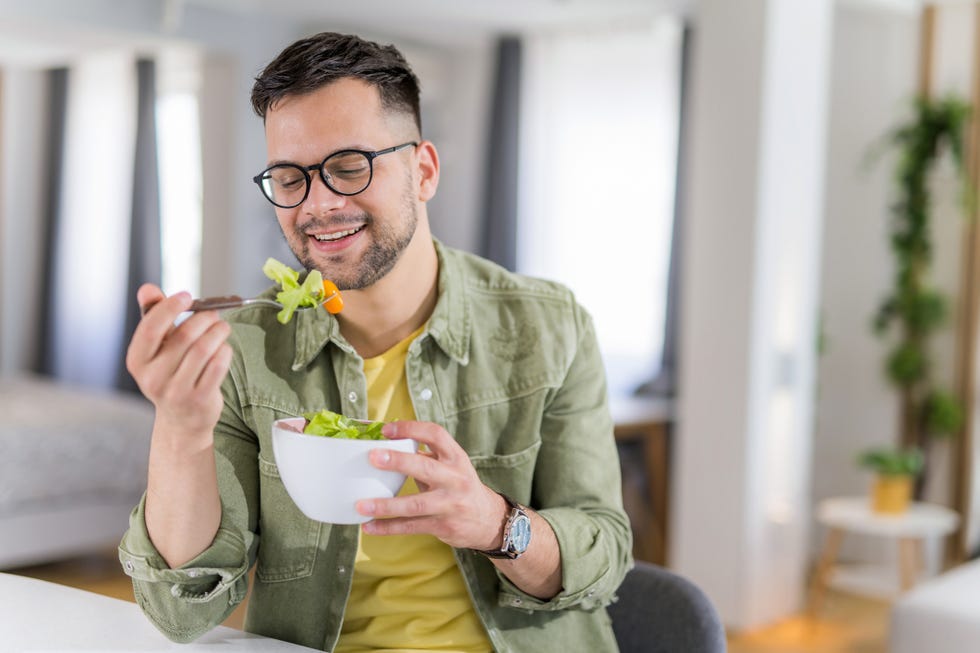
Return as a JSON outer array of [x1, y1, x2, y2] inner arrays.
[[119, 241, 633, 652]]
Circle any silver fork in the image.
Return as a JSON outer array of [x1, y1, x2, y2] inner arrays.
[[187, 294, 336, 312], [141, 288, 343, 316]]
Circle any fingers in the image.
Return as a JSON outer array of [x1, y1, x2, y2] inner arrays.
[[362, 515, 442, 537], [171, 319, 233, 391], [357, 418, 495, 545], [371, 422, 464, 493], [358, 493, 459, 540], [136, 283, 166, 316], [369, 446, 445, 488], [133, 311, 225, 390], [383, 420, 460, 464], [366, 422, 471, 501], [128, 288, 193, 368], [357, 482, 504, 548], [196, 342, 233, 392], [126, 285, 233, 413]]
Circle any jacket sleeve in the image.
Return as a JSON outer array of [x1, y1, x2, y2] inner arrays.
[[117, 371, 260, 643], [496, 302, 634, 612]]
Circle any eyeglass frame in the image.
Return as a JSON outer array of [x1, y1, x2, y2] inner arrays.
[[252, 141, 419, 208]]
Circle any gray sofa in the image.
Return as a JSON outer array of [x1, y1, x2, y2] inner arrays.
[[0, 374, 153, 568]]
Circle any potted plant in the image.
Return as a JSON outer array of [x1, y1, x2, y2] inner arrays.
[[857, 446, 924, 514], [872, 94, 972, 497]]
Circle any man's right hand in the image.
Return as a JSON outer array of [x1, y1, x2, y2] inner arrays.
[[126, 283, 231, 568], [126, 283, 233, 441]]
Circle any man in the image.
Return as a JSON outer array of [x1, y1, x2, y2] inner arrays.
[[119, 32, 631, 652]]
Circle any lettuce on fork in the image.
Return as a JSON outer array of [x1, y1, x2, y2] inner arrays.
[[302, 409, 385, 440], [262, 257, 324, 324]]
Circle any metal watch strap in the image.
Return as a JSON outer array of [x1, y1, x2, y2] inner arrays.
[[475, 493, 530, 560]]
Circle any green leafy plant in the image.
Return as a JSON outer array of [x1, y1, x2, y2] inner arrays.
[[857, 446, 924, 478], [872, 94, 972, 495]]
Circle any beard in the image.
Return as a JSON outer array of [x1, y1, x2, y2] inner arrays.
[[283, 180, 419, 291]]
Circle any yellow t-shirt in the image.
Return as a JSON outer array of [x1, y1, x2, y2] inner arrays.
[[334, 325, 492, 653]]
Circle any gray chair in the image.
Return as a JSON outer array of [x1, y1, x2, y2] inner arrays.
[[608, 561, 727, 653]]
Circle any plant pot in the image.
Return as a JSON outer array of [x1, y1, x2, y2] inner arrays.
[[871, 474, 913, 514]]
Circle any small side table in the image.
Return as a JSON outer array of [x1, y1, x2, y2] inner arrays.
[[808, 496, 960, 616]]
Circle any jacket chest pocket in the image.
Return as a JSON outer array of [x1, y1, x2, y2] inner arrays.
[[469, 440, 541, 503], [256, 456, 321, 583]]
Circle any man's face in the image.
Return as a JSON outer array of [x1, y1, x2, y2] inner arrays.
[[263, 78, 420, 291]]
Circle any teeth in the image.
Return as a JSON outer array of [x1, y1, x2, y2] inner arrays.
[[314, 226, 361, 242]]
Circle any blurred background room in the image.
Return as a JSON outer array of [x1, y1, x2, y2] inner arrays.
[[3, 1, 980, 651]]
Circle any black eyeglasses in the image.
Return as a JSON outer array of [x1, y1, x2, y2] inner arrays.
[[252, 141, 418, 208]]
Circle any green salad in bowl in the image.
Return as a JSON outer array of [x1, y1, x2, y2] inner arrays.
[[271, 410, 417, 524], [302, 409, 385, 440]]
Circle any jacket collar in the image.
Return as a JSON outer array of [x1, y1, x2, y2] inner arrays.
[[424, 240, 471, 365], [291, 239, 470, 371]]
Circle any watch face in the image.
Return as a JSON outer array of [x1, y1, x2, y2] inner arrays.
[[510, 513, 532, 553]]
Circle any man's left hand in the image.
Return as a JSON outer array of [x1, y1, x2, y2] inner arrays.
[[355, 420, 506, 550]]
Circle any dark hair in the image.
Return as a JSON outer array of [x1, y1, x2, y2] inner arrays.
[[251, 32, 422, 133]]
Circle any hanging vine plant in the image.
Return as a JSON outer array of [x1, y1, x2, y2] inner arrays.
[[872, 94, 973, 498]]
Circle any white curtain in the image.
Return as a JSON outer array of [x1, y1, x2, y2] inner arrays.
[[517, 19, 683, 397], [0, 68, 48, 375], [50, 53, 137, 388], [156, 47, 203, 299]]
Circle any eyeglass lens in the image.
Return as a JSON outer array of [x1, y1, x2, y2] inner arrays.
[[259, 150, 374, 208]]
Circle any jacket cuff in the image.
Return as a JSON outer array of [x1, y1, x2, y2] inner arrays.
[[494, 506, 630, 612], [118, 493, 250, 605]]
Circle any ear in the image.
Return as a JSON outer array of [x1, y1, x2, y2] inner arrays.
[[416, 141, 440, 202]]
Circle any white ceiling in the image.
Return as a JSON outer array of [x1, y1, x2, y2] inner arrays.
[[0, 13, 175, 68], [0, 0, 949, 69], [184, 0, 693, 42], [0, 0, 691, 67]]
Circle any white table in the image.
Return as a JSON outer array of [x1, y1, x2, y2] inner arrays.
[[807, 496, 960, 615], [0, 572, 317, 652]]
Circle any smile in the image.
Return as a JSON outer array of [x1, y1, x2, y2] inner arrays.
[[313, 226, 364, 242]]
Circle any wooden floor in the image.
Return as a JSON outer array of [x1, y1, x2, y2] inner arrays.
[[727, 592, 890, 653], [7, 549, 890, 652]]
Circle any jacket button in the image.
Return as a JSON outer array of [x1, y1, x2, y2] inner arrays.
[[337, 565, 346, 574], [347, 391, 357, 403], [124, 560, 135, 573], [419, 388, 433, 401]]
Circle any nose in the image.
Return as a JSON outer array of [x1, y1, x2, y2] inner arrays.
[[304, 172, 348, 214]]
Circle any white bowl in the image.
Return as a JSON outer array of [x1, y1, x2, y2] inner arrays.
[[271, 416, 418, 524]]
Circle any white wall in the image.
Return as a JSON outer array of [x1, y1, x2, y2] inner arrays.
[[405, 39, 494, 254], [672, 0, 831, 630], [812, 2, 918, 544]]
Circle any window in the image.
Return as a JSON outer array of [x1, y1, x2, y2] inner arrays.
[[156, 48, 203, 298], [518, 20, 682, 397]]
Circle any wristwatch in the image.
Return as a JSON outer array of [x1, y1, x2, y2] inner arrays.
[[477, 493, 532, 559]]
